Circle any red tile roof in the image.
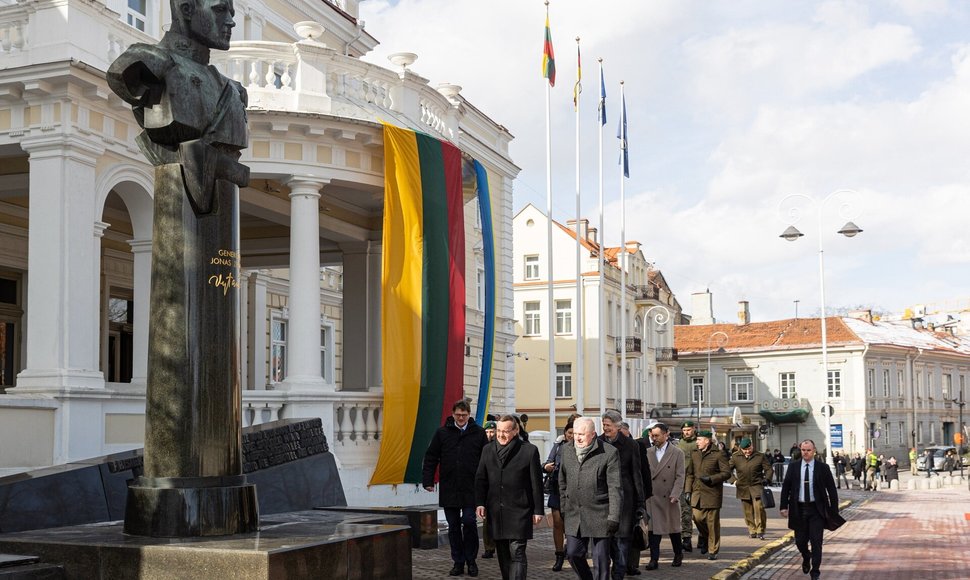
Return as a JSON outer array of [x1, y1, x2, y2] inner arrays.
[[674, 317, 860, 354]]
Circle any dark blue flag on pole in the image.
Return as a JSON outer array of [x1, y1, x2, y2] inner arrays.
[[617, 84, 628, 178], [598, 62, 606, 126]]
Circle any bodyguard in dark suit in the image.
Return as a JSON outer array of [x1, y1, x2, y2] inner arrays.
[[599, 411, 645, 579], [475, 415, 545, 580], [779, 439, 840, 580], [560, 417, 621, 580]]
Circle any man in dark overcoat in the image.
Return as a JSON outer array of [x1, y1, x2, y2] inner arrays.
[[560, 417, 621, 580], [684, 429, 731, 560], [644, 422, 685, 569], [729, 438, 773, 539], [599, 410, 645, 579], [475, 415, 544, 580], [424, 400, 489, 577], [779, 439, 840, 580], [628, 424, 655, 574]]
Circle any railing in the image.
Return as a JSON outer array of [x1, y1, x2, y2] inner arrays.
[[634, 285, 658, 300], [210, 40, 458, 140], [615, 336, 642, 354], [242, 389, 383, 448], [0, 14, 27, 54], [334, 394, 383, 445], [656, 347, 678, 362]]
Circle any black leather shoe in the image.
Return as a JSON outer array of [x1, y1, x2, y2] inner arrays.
[[681, 537, 692, 552], [467, 562, 478, 577], [700, 546, 708, 555], [758, 534, 766, 540], [481, 550, 494, 559], [810, 573, 820, 580], [708, 553, 718, 561], [644, 561, 658, 571], [672, 554, 683, 567], [749, 533, 758, 538], [626, 567, 641, 575], [802, 557, 811, 574], [552, 551, 565, 571], [449, 563, 464, 576]]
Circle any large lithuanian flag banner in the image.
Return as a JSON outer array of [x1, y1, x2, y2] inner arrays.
[[370, 123, 469, 486]]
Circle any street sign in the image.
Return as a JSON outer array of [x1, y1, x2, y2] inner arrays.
[[831, 424, 843, 448], [820, 404, 835, 418]]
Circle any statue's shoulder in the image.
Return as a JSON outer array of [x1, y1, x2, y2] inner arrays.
[[107, 43, 177, 105], [110, 43, 176, 76], [228, 78, 248, 108]]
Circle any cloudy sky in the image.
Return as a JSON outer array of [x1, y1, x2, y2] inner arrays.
[[360, 0, 970, 323]]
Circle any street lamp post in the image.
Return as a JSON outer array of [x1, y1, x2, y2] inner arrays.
[[779, 189, 863, 469], [641, 305, 673, 419], [705, 331, 729, 427]]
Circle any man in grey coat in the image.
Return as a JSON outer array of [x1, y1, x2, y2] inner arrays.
[[560, 417, 621, 580], [644, 422, 685, 569]]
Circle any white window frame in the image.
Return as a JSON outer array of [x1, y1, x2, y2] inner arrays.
[[867, 368, 875, 398], [476, 267, 485, 311], [555, 363, 572, 398], [882, 369, 890, 398], [729, 374, 754, 403], [943, 373, 952, 400], [524, 301, 541, 336], [898, 421, 905, 446], [916, 370, 923, 398], [779, 372, 796, 399], [270, 310, 287, 385], [126, 0, 148, 32], [827, 369, 842, 399], [320, 320, 335, 385], [524, 255, 539, 280], [555, 299, 572, 335], [897, 370, 904, 398], [691, 375, 704, 404]]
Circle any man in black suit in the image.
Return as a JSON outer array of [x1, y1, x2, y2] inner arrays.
[[779, 439, 839, 580]]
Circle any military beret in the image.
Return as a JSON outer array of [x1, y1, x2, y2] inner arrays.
[[681, 421, 695, 428], [697, 429, 713, 438], [740, 437, 752, 448], [483, 421, 496, 430]]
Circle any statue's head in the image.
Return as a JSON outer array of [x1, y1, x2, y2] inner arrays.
[[170, 0, 236, 50]]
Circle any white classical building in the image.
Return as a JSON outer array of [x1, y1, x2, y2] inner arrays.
[[0, 0, 519, 505], [511, 204, 682, 434], [674, 309, 970, 463]]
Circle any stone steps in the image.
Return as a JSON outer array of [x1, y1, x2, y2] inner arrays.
[[0, 554, 64, 579]]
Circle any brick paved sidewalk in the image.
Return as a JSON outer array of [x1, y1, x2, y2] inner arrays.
[[412, 486, 871, 579], [741, 482, 970, 580]]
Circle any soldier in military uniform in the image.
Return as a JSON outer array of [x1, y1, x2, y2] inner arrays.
[[729, 438, 773, 539], [684, 430, 731, 560], [675, 421, 697, 552]]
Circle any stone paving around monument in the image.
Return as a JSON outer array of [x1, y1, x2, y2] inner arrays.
[[412, 470, 970, 579]]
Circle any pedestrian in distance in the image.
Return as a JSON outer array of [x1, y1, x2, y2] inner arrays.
[[643, 422, 685, 570], [423, 400, 489, 577], [924, 449, 936, 477], [481, 421, 497, 560], [675, 421, 698, 552], [865, 449, 879, 490], [833, 451, 849, 489], [685, 429, 732, 560], [544, 418, 577, 572], [599, 410, 645, 579], [885, 456, 899, 485], [560, 417, 621, 580], [779, 439, 841, 580], [850, 452, 864, 485], [729, 438, 773, 540], [772, 449, 787, 485], [475, 415, 545, 580], [909, 447, 918, 476]]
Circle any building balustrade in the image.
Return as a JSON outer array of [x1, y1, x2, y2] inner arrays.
[[616, 336, 642, 355], [633, 285, 658, 301], [656, 347, 678, 361]]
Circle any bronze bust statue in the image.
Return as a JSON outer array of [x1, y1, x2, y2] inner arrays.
[[107, 0, 258, 537]]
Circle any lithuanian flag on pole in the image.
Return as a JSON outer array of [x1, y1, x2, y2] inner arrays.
[[370, 124, 467, 485]]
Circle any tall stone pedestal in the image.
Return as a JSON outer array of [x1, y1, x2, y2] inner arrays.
[[0, 511, 411, 580]]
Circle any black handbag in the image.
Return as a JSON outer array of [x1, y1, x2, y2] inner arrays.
[[761, 487, 776, 508]]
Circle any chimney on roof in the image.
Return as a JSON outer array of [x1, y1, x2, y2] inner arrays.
[[567, 219, 589, 245], [586, 226, 597, 246], [690, 290, 715, 325], [847, 309, 873, 323], [927, 321, 935, 332], [738, 300, 750, 326]]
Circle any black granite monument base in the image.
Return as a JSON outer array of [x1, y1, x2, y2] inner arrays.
[[0, 511, 411, 580], [123, 475, 259, 537]]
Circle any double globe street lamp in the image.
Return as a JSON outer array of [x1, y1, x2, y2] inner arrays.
[[779, 189, 863, 469]]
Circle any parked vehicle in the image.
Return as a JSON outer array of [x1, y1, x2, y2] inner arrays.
[[916, 446, 969, 471]]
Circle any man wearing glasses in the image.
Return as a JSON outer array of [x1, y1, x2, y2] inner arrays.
[[424, 400, 489, 577]]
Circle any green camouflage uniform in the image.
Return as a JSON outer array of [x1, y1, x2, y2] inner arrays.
[[677, 435, 697, 540]]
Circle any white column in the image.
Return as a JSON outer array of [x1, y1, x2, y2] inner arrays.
[[280, 177, 328, 391], [246, 271, 268, 390], [128, 238, 152, 388], [16, 135, 105, 391], [341, 241, 382, 391]]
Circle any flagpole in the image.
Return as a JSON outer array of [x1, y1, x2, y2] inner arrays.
[[574, 37, 584, 415], [543, 0, 556, 436], [619, 80, 627, 419], [597, 58, 606, 417]]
